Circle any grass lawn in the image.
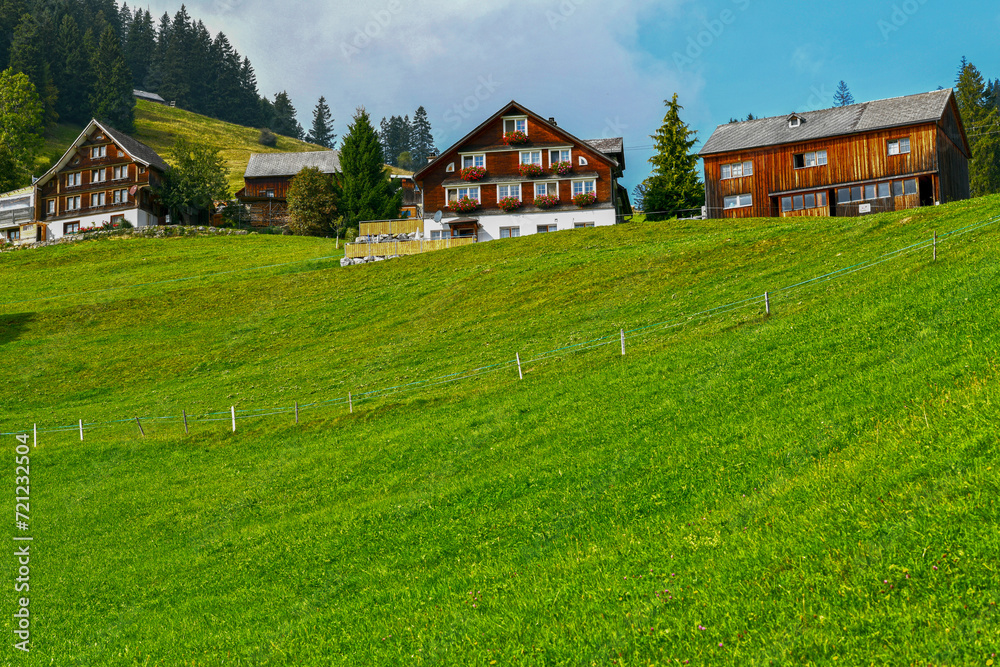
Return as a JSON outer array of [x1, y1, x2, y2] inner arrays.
[[1, 196, 998, 664]]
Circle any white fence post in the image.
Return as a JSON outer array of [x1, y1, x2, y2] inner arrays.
[[620, 329, 625, 356], [765, 292, 771, 316], [231, 406, 236, 432], [516, 353, 523, 380]]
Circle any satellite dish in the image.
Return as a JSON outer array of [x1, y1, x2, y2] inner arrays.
[[433, 210, 443, 223]]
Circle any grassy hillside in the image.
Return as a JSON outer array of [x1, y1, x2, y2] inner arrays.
[[1, 198, 999, 665]]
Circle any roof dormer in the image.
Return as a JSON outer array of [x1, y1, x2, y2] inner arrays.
[[787, 114, 805, 128]]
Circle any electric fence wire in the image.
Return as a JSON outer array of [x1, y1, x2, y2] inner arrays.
[[4, 212, 998, 438]]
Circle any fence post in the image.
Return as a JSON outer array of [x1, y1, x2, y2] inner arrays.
[[620, 329, 625, 356], [183, 409, 189, 434], [933, 231, 937, 262], [295, 401, 299, 424], [231, 406, 236, 433], [765, 292, 771, 316], [516, 353, 523, 380], [79, 419, 83, 441], [349, 392, 353, 414], [135, 416, 145, 437], [33, 424, 36, 448]]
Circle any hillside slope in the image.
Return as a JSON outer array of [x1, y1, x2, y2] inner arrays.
[[1, 198, 998, 665]]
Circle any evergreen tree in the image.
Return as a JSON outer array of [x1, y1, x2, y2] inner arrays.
[[833, 80, 855, 107], [8, 13, 58, 125], [633, 93, 703, 220], [235, 56, 263, 127], [0, 67, 43, 188], [90, 24, 134, 131], [955, 58, 1000, 196], [0, 0, 28, 70], [286, 166, 341, 235], [409, 105, 435, 166], [378, 114, 410, 167], [143, 11, 171, 92], [207, 32, 241, 120], [124, 8, 155, 90], [187, 19, 213, 114], [340, 106, 401, 225], [158, 6, 192, 107], [270, 90, 303, 139], [306, 96, 336, 148], [54, 14, 92, 125]]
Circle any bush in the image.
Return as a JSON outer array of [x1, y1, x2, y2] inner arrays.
[[342, 227, 358, 243], [258, 128, 278, 147]]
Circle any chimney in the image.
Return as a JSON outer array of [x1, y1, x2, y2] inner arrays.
[[548, 117, 557, 126], [426, 154, 437, 164]]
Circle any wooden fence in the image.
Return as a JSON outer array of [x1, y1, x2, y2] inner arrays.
[[345, 237, 475, 259], [360, 219, 425, 237]]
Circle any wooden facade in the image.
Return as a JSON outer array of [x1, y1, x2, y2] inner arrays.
[[700, 89, 970, 219]]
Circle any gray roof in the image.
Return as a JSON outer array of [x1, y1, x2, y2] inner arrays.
[[585, 138, 624, 154], [245, 151, 341, 178], [133, 89, 166, 103], [100, 123, 170, 173], [701, 89, 954, 156]]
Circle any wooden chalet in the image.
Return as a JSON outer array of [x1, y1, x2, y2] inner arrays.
[[414, 101, 630, 242], [235, 151, 341, 227], [34, 119, 169, 241], [699, 89, 970, 219]]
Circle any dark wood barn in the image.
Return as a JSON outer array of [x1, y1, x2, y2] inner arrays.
[[699, 89, 970, 219], [235, 151, 342, 227]]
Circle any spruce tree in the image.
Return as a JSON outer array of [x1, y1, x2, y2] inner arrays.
[[158, 6, 192, 107], [956, 58, 1000, 196], [833, 80, 855, 107], [409, 105, 435, 166], [8, 13, 59, 126], [124, 9, 156, 90], [634, 93, 704, 220], [340, 106, 401, 225], [378, 115, 410, 167], [90, 25, 135, 131], [306, 96, 336, 148], [54, 14, 92, 125], [270, 91, 303, 139]]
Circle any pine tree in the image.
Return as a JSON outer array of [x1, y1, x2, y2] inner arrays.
[[409, 105, 435, 166], [0, 0, 28, 69], [8, 13, 59, 126], [54, 14, 93, 125], [124, 9, 156, 90], [270, 91, 303, 139], [235, 56, 263, 127], [340, 107, 401, 225], [143, 12, 171, 92], [306, 96, 336, 148], [90, 25, 135, 131], [207, 32, 241, 121], [955, 58, 1000, 196], [633, 94, 704, 220], [833, 81, 855, 107], [158, 6, 192, 107], [378, 115, 410, 167]]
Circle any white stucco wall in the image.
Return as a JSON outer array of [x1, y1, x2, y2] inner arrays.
[[423, 207, 616, 241], [45, 207, 154, 241]]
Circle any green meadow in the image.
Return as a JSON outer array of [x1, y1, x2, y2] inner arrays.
[[1, 196, 998, 665]]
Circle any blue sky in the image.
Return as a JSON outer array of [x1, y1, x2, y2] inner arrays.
[[143, 0, 998, 192]]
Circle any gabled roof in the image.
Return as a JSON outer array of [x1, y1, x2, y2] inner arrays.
[[414, 101, 622, 180], [244, 151, 341, 178], [133, 89, 166, 104], [35, 119, 169, 189], [701, 89, 959, 156]]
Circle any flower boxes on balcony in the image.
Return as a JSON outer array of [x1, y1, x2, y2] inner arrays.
[[518, 163, 545, 178], [502, 130, 529, 146], [460, 166, 486, 181], [551, 161, 572, 176], [498, 196, 522, 212], [451, 196, 479, 213], [534, 194, 559, 209], [573, 192, 598, 207]]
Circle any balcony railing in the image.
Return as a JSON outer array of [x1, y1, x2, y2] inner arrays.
[[345, 237, 474, 259]]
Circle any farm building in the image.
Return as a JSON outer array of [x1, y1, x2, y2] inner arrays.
[[699, 89, 970, 218]]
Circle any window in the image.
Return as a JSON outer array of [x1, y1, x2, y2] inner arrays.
[[500, 227, 520, 238], [65, 196, 81, 210], [66, 172, 81, 187], [111, 215, 125, 225], [887, 138, 911, 156], [851, 186, 862, 202], [113, 166, 127, 180], [113, 189, 129, 204], [781, 197, 793, 212], [793, 195, 803, 210], [535, 182, 558, 197], [574, 222, 595, 229], [578, 156, 588, 166], [724, 193, 753, 209], [793, 150, 827, 169], [265, 189, 275, 198], [878, 182, 891, 198], [430, 230, 449, 240], [789, 116, 802, 128], [92, 192, 105, 207], [520, 151, 542, 166], [64, 222, 79, 234], [92, 168, 106, 183], [549, 149, 570, 164], [462, 154, 485, 169], [91, 146, 106, 159], [537, 224, 557, 233], [720, 160, 753, 180], [503, 117, 527, 134], [47, 200, 55, 214], [572, 180, 596, 196], [5, 229, 19, 241], [446, 162, 455, 173], [804, 193, 815, 208], [782, 191, 827, 212], [903, 178, 917, 196], [497, 184, 521, 200], [864, 184, 876, 200], [446, 186, 480, 205]]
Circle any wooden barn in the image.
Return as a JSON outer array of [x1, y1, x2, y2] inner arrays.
[[235, 151, 341, 227], [699, 89, 970, 219]]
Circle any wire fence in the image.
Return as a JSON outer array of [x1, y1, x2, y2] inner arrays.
[[3, 212, 998, 441]]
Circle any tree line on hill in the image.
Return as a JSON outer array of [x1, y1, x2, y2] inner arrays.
[[378, 109, 436, 170]]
